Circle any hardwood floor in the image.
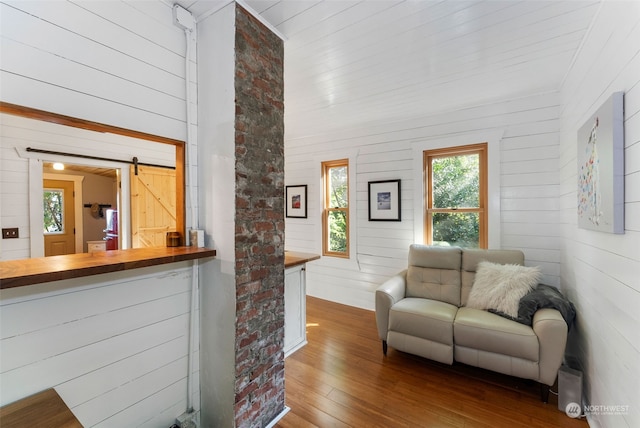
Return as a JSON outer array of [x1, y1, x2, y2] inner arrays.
[[276, 296, 588, 428]]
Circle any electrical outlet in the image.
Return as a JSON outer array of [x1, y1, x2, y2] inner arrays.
[[175, 411, 198, 428], [2, 228, 19, 239]]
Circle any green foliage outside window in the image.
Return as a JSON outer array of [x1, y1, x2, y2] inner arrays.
[[328, 165, 348, 253], [44, 189, 64, 233], [431, 154, 480, 247], [328, 211, 347, 252]]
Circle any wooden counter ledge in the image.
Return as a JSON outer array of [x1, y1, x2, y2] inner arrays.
[[0, 247, 216, 289], [0, 388, 82, 428], [285, 251, 320, 268]]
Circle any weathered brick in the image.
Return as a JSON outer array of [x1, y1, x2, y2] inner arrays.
[[249, 268, 269, 281], [233, 4, 285, 428]]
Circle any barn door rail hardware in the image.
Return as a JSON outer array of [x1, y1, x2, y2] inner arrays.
[[26, 147, 176, 172]]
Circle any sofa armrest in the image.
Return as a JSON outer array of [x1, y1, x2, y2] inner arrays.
[[375, 270, 407, 340], [533, 308, 568, 386]]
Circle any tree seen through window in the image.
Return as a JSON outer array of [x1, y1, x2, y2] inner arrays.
[[322, 160, 349, 257], [43, 189, 64, 233], [425, 144, 487, 248]]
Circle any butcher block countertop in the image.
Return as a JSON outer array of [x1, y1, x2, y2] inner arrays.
[[0, 247, 216, 289], [0, 388, 82, 428], [284, 251, 320, 268]]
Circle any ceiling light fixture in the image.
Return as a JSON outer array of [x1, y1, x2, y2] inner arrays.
[[53, 162, 65, 170]]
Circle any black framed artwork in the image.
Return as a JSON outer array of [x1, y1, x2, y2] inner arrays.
[[368, 179, 401, 221], [285, 185, 307, 218]]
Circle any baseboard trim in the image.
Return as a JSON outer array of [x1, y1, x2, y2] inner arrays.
[[265, 406, 290, 428]]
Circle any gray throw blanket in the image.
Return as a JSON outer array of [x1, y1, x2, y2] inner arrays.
[[490, 284, 576, 329]]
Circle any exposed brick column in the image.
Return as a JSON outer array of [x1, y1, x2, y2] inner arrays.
[[233, 5, 285, 427]]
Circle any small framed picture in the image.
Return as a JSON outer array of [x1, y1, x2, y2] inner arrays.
[[286, 185, 307, 218], [368, 179, 401, 221]]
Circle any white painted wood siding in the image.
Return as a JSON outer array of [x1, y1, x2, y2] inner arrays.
[[270, 0, 599, 140], [559, 2, 640, 428], [285, 92, 562, 310], [0, 0, 200, 257], [0, 2, 201, 426], [0, 0, 190, 141], [0, 262, 202, 427]]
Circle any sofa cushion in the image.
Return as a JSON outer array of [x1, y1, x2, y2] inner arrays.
[[454, 307, 539, 361], [466, 261, 540, 318], [460, 248, 525, 306], [406, 245, 462, 306], [389, 298, 457, 345]]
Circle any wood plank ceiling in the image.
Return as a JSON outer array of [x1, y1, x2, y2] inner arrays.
[[43, 162, 117, 178], [177, 0, 600, 139]]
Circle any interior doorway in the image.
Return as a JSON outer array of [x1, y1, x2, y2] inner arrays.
[[43, 163, 120, 255], [43, 179, 76, 256]]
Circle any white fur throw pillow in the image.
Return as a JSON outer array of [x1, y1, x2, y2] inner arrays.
[[466, 261, 541, 318]]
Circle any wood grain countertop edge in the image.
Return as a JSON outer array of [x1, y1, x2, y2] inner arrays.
[[0, 247, 216, 289], [284, 251, 321, 269]]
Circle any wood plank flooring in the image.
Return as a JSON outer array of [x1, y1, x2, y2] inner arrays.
[[276, 297, 588, 428]]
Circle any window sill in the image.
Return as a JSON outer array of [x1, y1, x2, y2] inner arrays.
[[0, 247, 216, 289]]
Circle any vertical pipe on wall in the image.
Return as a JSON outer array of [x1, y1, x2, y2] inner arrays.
[[185, 27, 198, 415], [174, 3, 198, 416]]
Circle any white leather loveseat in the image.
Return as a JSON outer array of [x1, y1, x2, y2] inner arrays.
[[375, 245, 569, 402]]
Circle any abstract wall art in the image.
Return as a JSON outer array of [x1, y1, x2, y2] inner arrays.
[[577, 91, 624, 234]]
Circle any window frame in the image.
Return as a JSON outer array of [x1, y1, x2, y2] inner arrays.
[[423, 143, 488, 249], [43, 187, 65, 234], [321, 159, 350, 258]]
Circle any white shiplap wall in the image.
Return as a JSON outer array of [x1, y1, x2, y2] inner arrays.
[[0, 0, 200, 253], [559, 2, 640, 428], [0, 263, 201, 427], [0, 0, 189, 141], [285, 91, 562, 310], [0, 1, 200, 426]]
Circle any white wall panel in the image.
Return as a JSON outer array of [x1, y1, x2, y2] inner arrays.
[[0, 262, 200, 427], [1, 40, 183, 119], [6, 0, 184, 73], [196, 3, 237, 426], [0, 6, 184, 100], [0, 2, 199, 426], [286, 92, 563, 310], [72, 1, 185, 54], [0, 72, 185, 140], [559, 2, 640, 427], [0, 1, 187, 140]]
